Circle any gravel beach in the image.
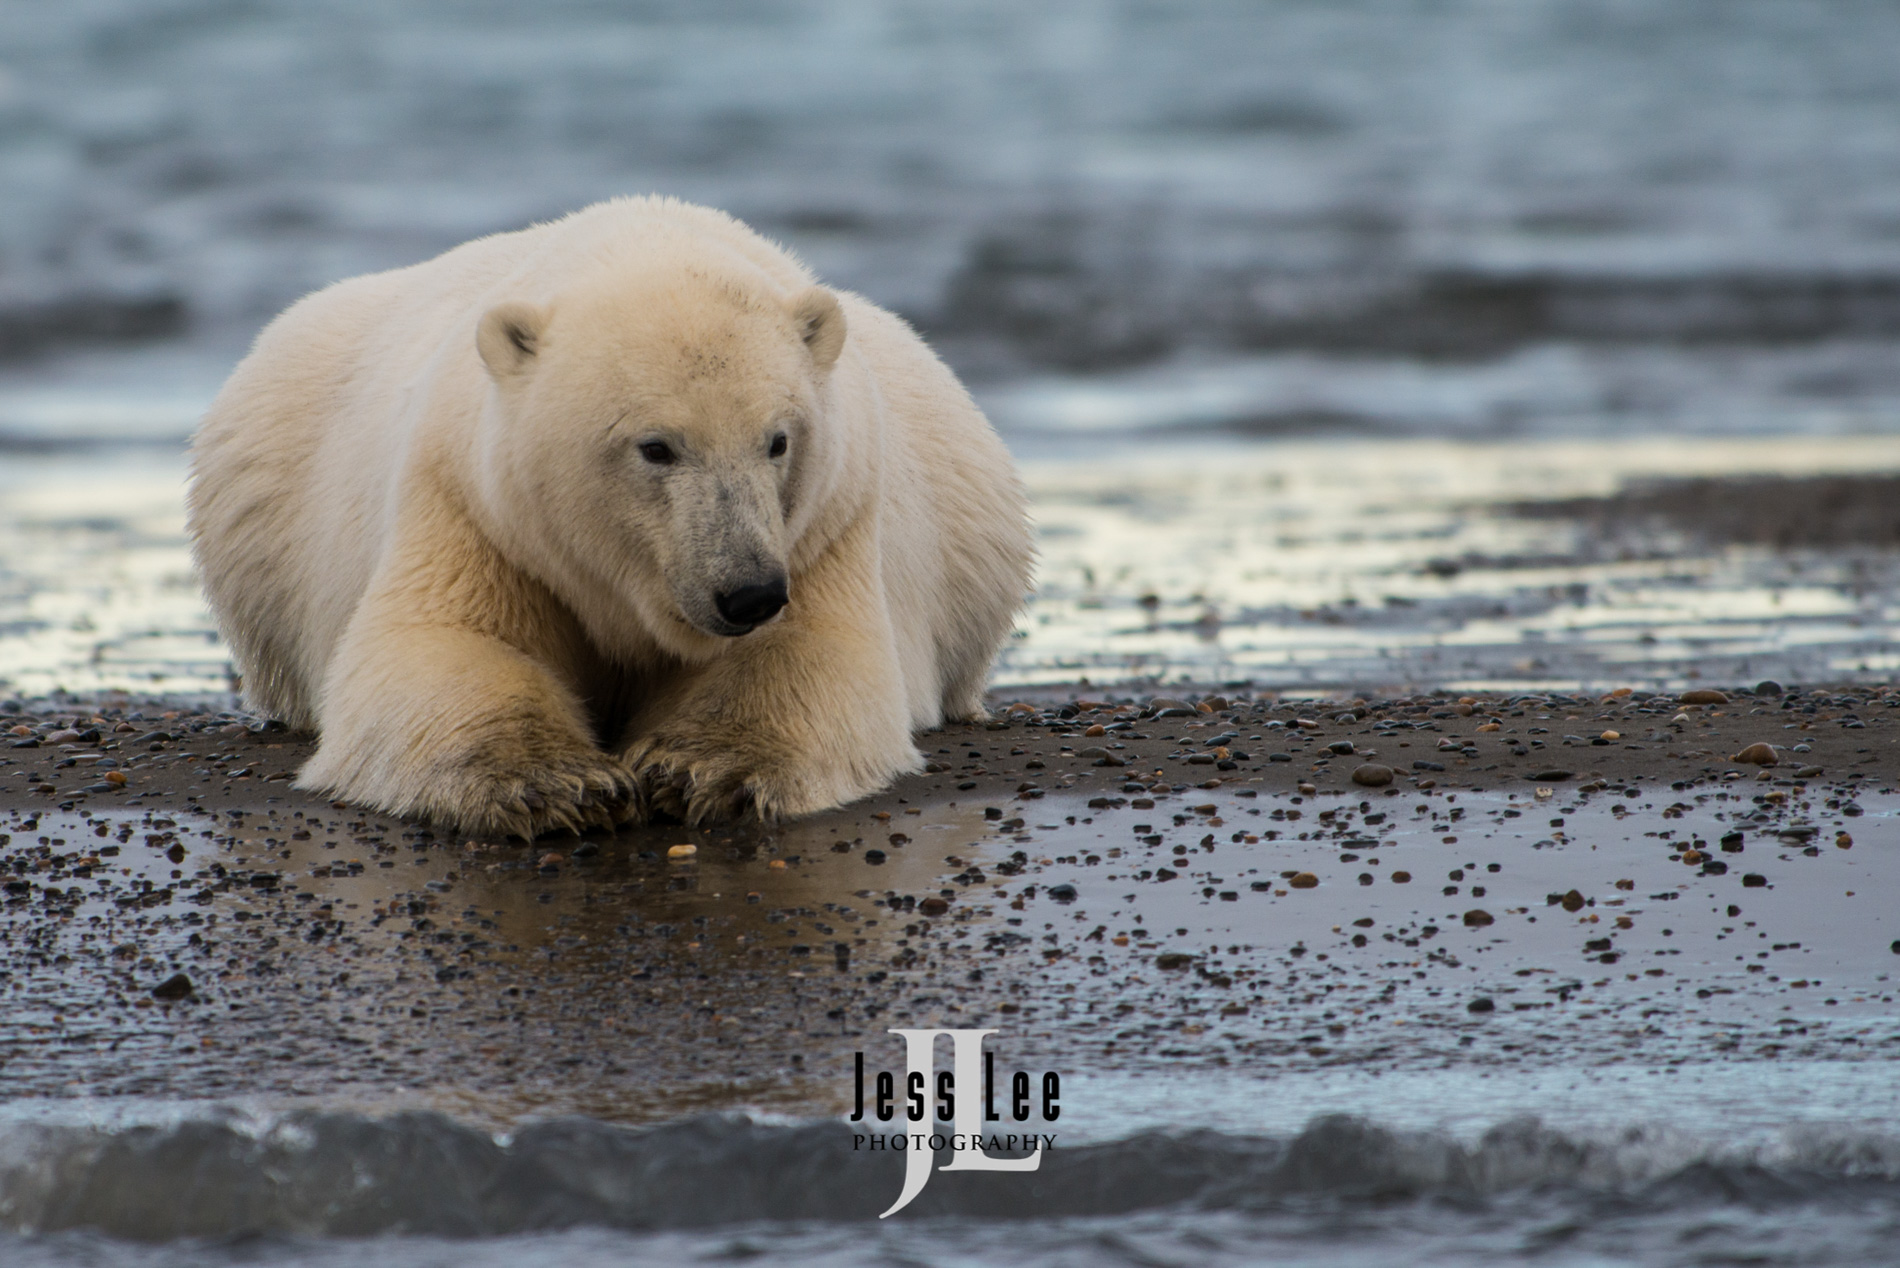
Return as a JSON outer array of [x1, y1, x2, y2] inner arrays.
[[3, 682, 1894, 1131]]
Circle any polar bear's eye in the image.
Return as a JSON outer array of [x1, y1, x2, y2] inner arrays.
[[638, 441, 676, 465], [768, 432, 788, 459]]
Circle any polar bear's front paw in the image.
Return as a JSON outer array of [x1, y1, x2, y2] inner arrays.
[[436, 748, 639, 840], [624, 732, 814, 825]]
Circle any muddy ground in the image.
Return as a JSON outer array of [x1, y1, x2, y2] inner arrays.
[[1, 682, 1896, 1128]]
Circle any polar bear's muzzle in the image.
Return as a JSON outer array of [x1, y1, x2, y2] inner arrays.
[[710, 572, 789, 635]]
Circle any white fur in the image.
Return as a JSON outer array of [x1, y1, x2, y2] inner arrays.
[[188, 197, 1031, 836]]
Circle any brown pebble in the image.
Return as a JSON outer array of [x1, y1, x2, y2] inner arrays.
[[1731, 742, 1778, 765], [537, 851, 564, 866], [1561, 889, 1586, 912], [1289, 872, 1319, 889], [1837, 833, 1854, 849], [1390, 871, 1412, 883], [918, 897, 950, 916], [1350, 764, 1394, 787], [1678, 689, 1729, 705], [1462, 909, 1494, 927], [104, 771, 127, 786], [666, 844, 697, 859], [1297, 782, 1317, 796]]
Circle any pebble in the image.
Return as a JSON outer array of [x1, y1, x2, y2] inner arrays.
[[1327, 740, 1355, 756], [1561, 889, 1586, 912], [1467, 997, 1496, 1013], [1156, 953, 1194, 970], [150, 973, 194, 1001], [918, 897, 950, 917], [1046, 883, 1078, 902], [1731, 743, 1778, 765], [1390, 871, 1412, 883], [1350, 764, 1394, 787], [1531, 769, 1574, 781], [1463, 909, 1494, 927], [1599, 730, 1619, 741], [862, 850, 887, 865], [1289, 873, 1319, 889], [1297, 782, 1317, 796], [1679, 689, 1729, 705], [666, 844, 696, 859]]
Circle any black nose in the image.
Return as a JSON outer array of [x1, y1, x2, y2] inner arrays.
[[714, 576, 789, 629]]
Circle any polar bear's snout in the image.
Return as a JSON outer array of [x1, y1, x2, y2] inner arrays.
[[713, 573, 789, 633]]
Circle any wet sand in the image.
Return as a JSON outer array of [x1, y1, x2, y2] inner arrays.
[[2, 683, 1895, 1130]]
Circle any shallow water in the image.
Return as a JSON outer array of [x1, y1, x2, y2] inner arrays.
[[9, 435, 1900, 701]]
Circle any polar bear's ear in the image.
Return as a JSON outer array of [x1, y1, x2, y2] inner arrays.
[[790, 287, 846, 370], [476, 302, 549, 379]]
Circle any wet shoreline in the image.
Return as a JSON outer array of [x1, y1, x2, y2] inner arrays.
[[2, 682, 1894, 1124]]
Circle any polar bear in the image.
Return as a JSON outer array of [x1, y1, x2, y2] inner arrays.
[[188, 197, 1031, 837]]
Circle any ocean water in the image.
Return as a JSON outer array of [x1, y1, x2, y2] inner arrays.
[[6, 3, 1900, 1262], [2, 0, 1900, 442]]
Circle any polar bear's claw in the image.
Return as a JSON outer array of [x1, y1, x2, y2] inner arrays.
[[624, 735, 801, 826], [429, 753, 639, 841]]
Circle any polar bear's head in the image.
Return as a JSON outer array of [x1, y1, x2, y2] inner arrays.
[[472, 264, 848, 660]]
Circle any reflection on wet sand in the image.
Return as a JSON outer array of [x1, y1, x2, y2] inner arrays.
[[0, 792, 1020, 1127], [10, 436, 1900, 701], [7, 755, 1897, 1132]]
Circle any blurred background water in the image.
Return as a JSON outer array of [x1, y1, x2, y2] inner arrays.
[[4, 0, 1900, 692]]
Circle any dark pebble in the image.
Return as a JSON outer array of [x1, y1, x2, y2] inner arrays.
[[151, 973, 194, 1001], [1742, 873, 1768, 887], [1156, 953, 1194, 970], [1046, 883, 1078, 902], [863, 850, 887, 865], [1532, 769, 1574, 782], [1467, 997, 1495, 1014]]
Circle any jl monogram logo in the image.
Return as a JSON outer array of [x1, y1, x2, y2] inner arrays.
[[848, 1028, 1061, 1217]]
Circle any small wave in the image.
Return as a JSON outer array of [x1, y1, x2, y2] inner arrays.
[[3, 1111, 1900, 1240]]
